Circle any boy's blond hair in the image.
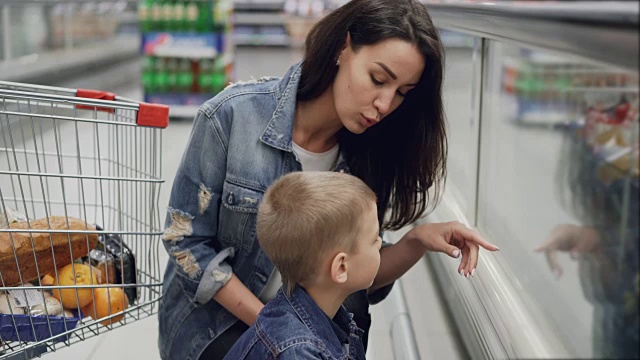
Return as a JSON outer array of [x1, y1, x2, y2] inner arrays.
[[257, 171, 377, 294]]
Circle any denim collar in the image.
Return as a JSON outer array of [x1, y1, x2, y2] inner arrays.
[[283, 286, 361, 359], [260, 62, 302, 152], [259, 62, 351, 174]]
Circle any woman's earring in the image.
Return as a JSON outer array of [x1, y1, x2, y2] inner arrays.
[[336, 59, 340, 66]]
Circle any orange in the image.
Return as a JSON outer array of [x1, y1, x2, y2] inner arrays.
[[82, 287, 129, 326], [40, 274, 55, 286], [51, 264, 97, 309]]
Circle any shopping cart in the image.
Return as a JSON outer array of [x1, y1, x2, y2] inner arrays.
[[0, 81, 169, 359]]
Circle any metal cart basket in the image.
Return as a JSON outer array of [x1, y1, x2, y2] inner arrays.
[[0, 81, 169, 359]]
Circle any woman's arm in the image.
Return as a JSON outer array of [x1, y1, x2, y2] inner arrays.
[[214, 274, 264, 325], [370, 233, 424, 293], [370, 222, 498, 292]]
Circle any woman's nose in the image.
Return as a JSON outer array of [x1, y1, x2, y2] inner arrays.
[[373, 92, 393, 116]]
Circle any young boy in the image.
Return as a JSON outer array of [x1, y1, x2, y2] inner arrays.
[[224, 171, 382, 360]]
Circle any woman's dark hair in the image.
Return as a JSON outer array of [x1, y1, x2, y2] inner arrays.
[[297, 0, 447, 230]]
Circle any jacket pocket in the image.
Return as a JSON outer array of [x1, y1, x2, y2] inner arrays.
[[219, 180, 264, 254]]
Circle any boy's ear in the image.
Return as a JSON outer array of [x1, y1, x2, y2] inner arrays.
[[330, 252, 349, 284]]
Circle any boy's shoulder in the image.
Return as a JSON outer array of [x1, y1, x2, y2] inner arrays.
[[225, 297, 331, 360], [256, 300, 328, 353]]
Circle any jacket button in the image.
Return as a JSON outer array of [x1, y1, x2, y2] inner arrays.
[[227, 192, 234, 204]]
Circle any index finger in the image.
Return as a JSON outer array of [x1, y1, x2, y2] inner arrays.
[[451, 223, 499, 251]]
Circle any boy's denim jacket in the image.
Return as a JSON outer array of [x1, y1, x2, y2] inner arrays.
[[224, 286, 367, 360], [158, 63, 393, 359]]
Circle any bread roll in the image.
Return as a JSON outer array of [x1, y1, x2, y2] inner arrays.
[[0, 216, 98, 286]]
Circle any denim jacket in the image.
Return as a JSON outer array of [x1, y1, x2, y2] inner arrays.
[[157, 63, 393, 359], [224, 286, 367, 360]]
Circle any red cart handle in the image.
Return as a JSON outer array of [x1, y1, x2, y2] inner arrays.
[[76, 89, 169, 129]]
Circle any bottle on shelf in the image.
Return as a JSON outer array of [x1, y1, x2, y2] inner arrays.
[[142, 56, 156, 93], [212, 56, 227, 93], [185, 1, 199, 32], [151, 0, 163, 32], [167, 58, 179, 92], [178, 58, 194, 93], [139, 0, 154, 32], [197, 1, 211, 33], [173, 0, 185, 32], [198, 58, 213, 93], [155, 57, 170, 93], [162, 0, 173, 31], [214, 0, 232, 31]]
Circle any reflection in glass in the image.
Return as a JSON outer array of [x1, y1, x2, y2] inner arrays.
[[551, 81, 638, 359], [478, 42, 638, 359]]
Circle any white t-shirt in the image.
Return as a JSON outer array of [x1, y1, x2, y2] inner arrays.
[[258, 142, 340, 302]]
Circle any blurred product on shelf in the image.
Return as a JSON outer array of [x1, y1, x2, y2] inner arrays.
[[139, 0, 235, 116], [49, 3, 126, 49], [142, 57, 231, 94], [139, 0, 232, 33], [284, 0, 325, 46]]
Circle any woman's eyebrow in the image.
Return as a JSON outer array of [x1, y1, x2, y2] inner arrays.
[[375, 62, 397, 80], [374, 61, 419, 86]]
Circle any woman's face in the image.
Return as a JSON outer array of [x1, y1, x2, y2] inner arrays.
[[333, 37, 425, 134]]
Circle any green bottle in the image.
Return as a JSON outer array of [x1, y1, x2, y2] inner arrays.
[[139, 0, 154, 33], [167, 58, 179, 92], [214, 0, 231, 31], [155, 58, 170, 93], [212, 72, 226, 94], [162, 0, 173, 31], [198, 59, 213, 93], [185, 0, 199, 32], [150, 0, 163, 31], [173, 0, 185, 32], [196, 0, 210, 33], [178, 59, 194, 93], [142, 56, 156, 93]]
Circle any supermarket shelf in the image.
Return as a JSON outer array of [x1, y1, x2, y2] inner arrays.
[[234, 0, 284, 12], [152, 47, 219, 59], [0, 36, 139, 84], [169, 104, 200, 119], [234, 12, 287, 26], [234, 34, 290, 47]]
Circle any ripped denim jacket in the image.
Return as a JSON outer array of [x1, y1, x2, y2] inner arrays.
[[157, 63, 393, 360]]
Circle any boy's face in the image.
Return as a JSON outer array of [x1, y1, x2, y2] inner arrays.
[[347, 201, 382, 290]]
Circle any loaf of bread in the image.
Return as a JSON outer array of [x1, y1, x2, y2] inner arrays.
[[0, 216, 98, 286]]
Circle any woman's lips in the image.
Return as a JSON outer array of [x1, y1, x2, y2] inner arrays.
[[360, 114, 377, 128]]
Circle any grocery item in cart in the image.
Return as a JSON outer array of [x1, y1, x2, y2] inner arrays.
[[0, 216, 99, 287], [0, 209, 27, 228], [50, 263, 98, 309], [81, 287, 129, 326], [86, 249, 117, 285], [0, 289, 81, 343], [95, 226, 137, 305]]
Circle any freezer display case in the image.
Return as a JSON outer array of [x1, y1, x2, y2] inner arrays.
[[421, 3, 638, 359], [477, 41, 638, 359]]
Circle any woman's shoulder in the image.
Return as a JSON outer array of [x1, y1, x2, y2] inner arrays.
[[198, 76, 282, 119]]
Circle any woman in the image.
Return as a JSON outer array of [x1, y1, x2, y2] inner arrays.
[[158, 0, 498, 359]]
